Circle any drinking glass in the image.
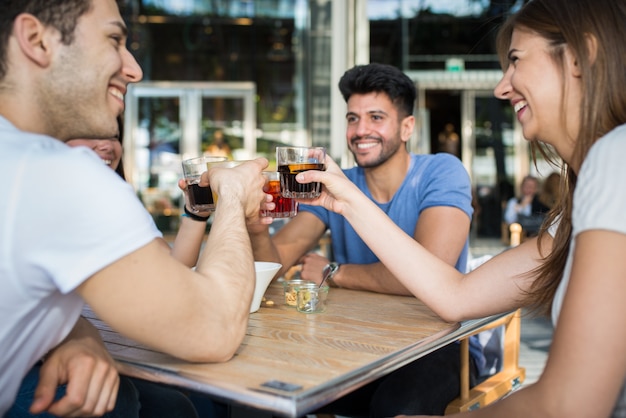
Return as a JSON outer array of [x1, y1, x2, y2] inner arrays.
[[181, 156, 228, 212], [296, 282, 329, 313], [276, 146, 326, 198], [261, 171, 298, 218]]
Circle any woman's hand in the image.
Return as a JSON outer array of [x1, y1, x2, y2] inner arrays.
[[177, 178, 212, 219], [294, 155, 365, 217]]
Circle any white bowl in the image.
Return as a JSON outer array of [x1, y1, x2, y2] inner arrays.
[[250, 262, 282, 313]]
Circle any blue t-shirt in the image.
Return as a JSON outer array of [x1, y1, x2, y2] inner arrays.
[[300, 152, 500, 375], [300, 152, 473, 271]]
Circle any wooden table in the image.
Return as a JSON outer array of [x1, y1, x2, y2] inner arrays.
[[83, 283, 508, 417]]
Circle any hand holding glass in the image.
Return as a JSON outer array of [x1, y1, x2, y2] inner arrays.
[[276, 146, 326, 198], [181, 156, 227, 212], [261, 171, 298, 218]]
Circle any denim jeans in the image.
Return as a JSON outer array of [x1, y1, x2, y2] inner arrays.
[[6, 363, 200, 418], [6, 363, 139, 418]]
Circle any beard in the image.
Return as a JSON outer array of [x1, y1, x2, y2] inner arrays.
[[37, 43, 120, 141], [351, 135, 404, 168]]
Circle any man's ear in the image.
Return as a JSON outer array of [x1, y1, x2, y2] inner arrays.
[[12, 13, 54, 68], [401, 115, 415, 143]]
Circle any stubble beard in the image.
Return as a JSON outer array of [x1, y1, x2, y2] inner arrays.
[[42, 46, 118, 141], [351, 136, 404, 169]]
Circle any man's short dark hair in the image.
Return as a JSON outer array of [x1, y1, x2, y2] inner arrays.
[[338, 63, 416, 118], [0, 0, 93, 80]]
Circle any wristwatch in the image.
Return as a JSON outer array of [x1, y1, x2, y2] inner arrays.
[[322, 262, 341, 287]]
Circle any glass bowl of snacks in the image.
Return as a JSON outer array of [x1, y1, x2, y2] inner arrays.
[[295, 282, 329, 314]]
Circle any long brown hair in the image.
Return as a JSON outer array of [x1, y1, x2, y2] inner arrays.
[[496, 0, 626, 315]]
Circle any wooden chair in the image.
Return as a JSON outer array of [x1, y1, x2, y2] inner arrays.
[[502, 221, 526, 246], [445, 223, 526, 414], [445, 310, 525, 414]]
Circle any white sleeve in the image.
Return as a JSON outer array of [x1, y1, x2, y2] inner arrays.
[[573, 126, 626, 237], [14, 147, 162, 294]]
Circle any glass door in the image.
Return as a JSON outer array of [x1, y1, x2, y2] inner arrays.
[[462, 90, 523, 238], [123, 81, 256, 233]]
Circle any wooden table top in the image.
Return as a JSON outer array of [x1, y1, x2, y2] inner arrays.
[[83, 282, 507, 417]]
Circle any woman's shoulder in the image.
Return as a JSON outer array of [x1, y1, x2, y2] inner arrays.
[[579, 124, 626, 183], [587, 123, 626, 158], [574, 123, 626, 234]]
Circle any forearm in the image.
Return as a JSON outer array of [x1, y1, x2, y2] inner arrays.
[[79, 160, 270, 363], [195, 195, 255, 356], [171, 217, 207, 267], [333, 263, 413, 295], [338, 195, 523, 321], [249, 227, 281, 264], [339, 197, 460, 300]]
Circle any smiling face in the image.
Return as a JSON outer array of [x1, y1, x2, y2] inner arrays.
[[520, 176, 539, 197], [67, 137, 122, 170], [494, 27, 581, 164], [37, 0, 142, 141], [345, 92, 414, 168]]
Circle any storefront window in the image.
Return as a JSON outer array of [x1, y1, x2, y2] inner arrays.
[[120, 0, 314, 160], [367, 0, 527, 71]]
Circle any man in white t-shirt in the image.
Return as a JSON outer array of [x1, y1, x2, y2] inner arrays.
[[0, 1, 268, 415]]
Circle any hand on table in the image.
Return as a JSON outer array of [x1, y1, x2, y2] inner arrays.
[[30, 317, 120, 417], [298, 252, 330, 285]]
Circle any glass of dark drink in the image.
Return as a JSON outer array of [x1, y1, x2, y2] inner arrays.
[[261, 171, 298, 218], [182, 156, 227, 213], [276, 146, 326, 198]]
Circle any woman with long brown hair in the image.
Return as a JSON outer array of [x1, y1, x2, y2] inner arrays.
[[297, 0, 626, 415]]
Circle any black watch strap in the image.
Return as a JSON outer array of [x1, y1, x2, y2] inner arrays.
[[183, 206, 210, 222]]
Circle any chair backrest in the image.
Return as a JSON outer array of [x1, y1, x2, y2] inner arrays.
[[445, 223, 526, 414]]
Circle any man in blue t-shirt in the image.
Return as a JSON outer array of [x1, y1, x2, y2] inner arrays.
[[250, 63, 477, 416]]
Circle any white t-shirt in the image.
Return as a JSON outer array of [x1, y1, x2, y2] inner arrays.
[[551, 123, 626, 416], [0, 116, 162, 413], [551, 124, 626, 322]]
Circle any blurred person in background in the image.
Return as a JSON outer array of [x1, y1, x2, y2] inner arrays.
[[503, 175, 549, 236]]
